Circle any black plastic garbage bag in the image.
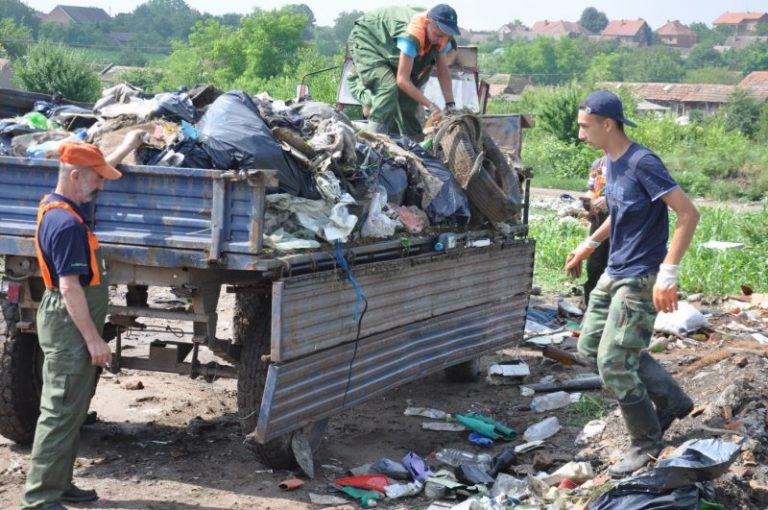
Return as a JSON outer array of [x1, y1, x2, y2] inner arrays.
[[589, 440, 740, 510], [196, 91, 318, 198], [151, 91, 199, 123], [589, 486, 699, 510], [354, 142, 407, 205], [396, 138, 470, 226], [166, 140, 213, 169], [48, 105, 97, 130]]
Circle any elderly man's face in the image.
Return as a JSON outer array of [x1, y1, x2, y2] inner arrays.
[[74, 166, 105, 204]]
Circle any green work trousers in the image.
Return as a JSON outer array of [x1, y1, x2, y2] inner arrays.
[[577, 273, 658, 400], [22, 262, 108, 509]]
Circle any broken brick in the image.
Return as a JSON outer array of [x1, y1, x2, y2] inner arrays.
[[735, 356, 749, 368]]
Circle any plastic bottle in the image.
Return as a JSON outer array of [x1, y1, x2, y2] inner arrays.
[[433, 448, 492, 471], [530, 391, 572, 412], [522, 416, 561, 442]]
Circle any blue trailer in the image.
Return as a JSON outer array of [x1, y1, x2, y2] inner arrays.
[[0, 97, 535, 472]]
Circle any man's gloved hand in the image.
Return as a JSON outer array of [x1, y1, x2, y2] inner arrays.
[[653, 263, 679, 313], [444, 101, 456, 114]]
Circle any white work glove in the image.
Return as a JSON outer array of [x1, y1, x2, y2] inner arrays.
[[656, 263, 679, 289]]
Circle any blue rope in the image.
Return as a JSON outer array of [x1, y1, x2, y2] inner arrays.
[[335, 240, 367, 321]]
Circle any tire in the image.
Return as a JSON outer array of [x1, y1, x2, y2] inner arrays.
[[234, 289, 325, 470], [444, 358, 482, 383], [0, 299, 43, 444]]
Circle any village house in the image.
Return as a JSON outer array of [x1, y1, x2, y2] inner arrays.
[[713, 11, 768, 36], [656, 20, 697, 48], [530, 20, 587, 39], [497, 23, 533, 42], [600, 19, 651, 46], [737, 71, 768, 102], [43, 5, 111, 24], [601, 82, 735, 116]]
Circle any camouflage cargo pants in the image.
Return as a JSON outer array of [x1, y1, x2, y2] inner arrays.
[[577, 273, 658, 400]]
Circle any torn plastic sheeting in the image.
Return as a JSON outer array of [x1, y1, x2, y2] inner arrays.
[[150, 91, 199, 123], [196, 91, 318, 198], [397, 138, 470, 226], [527, 307, 560, 327], [264, 228, 321, 251], [369, 458, 411, 481], [266, 193, 357, 243], [589, 486, 700, 510], [335, 474, 390, 493], [361, 187, 399, 239], [404, 407, 449, 420], [589, 439, 740, 510]]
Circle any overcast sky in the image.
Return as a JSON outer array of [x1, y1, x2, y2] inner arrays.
[[22, 0, 768, 31]]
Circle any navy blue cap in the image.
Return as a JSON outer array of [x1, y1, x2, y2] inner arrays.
[[582, 90, 637, 128], [427, 4, 460, 36]]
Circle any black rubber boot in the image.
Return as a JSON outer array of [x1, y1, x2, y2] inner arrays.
[[638, 351, 694, 433], [609, 394, 663, 478]]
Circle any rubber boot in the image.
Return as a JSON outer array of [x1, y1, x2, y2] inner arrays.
[[608, 394, 663, 478], [638, 351, 694, 433]]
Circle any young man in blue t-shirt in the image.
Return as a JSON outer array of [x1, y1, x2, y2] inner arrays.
[[565, 90, 700, 477]]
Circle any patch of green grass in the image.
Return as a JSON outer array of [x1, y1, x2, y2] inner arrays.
[[560, 394, 612, 428], [530, 174, 584, 191], [529, 205, 768, 295], [680, 206, 768, 294], [529, 213, 587, 293]]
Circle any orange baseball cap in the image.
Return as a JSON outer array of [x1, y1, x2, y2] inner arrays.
[[58, 141, 122, 180]]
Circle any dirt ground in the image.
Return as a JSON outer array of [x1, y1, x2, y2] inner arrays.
[[2, 281, 767, 510]]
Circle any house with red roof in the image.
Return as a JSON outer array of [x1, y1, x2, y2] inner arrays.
[[531, 20, 587, 39], [656, 20, 697, 48], [713, 12, 768, 36], [600, 19, 651, 46]]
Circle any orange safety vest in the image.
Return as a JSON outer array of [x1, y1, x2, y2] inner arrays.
[[34, 195, 101, 290], [405, 13, 450, 57]]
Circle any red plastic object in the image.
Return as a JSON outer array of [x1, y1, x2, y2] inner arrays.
[[334, 474, 390, 493], [6, 281, 21, 304], [558, 478, 577, 490]]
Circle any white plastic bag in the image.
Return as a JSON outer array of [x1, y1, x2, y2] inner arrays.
[[654, 301, 707, 335], [361, 186, 399, 239]]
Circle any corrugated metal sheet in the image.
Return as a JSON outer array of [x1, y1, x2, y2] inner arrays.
[[271, 240, 535, 362], [255, 291, 531, 442], [256, 239, 535, 442]]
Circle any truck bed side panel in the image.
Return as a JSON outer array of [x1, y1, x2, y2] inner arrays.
[[255, 239, 535, 442]]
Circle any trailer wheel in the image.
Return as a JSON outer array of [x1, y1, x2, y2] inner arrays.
[[444, 358, 482, 383], [0, 299, 43, 444], [235, 290, 325, 470]]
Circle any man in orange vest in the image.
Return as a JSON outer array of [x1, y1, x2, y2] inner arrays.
[[22, 132, 143, 510], [347, 5, 459, 138]]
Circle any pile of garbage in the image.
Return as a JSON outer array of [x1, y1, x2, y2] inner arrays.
[[289, 403, 741, 509], [0, 84, 524, 251]]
